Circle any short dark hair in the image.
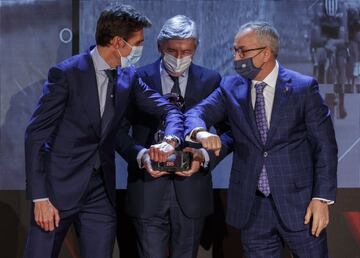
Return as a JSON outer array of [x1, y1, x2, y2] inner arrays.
[[96, 4, 152, 46]]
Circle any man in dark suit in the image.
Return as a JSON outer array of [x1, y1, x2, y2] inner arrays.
[[116, 15, 224, 258], [184, 21, 338, 257], [23, 5, 182, 258]]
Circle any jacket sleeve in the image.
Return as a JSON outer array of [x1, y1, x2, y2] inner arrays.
[[305, 79, 338, 201], [132, 74, 184, 142], [184, 86, 227, 136], [115, 108, 145, 163], [25, 66, 69, 200]]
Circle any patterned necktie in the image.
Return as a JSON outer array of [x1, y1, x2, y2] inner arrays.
[[254, 82, 270, 196], [102, 69, 116, 136], [169, 75, 181, 96]]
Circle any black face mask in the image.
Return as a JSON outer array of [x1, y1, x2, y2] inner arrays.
[[234, 57, 262, 80], [234, 49, 265, 80]]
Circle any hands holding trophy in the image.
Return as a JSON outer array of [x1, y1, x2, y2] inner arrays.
[[146, 93, 205, 177]]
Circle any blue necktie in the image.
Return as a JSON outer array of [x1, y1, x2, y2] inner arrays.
[[169, 75, 181, 96], [102, 69, 116, 136], [254, 82, 270, 196]]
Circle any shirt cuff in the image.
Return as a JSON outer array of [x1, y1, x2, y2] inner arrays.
[[312, 197, 334, 205], [33, 198, 49, 202], [199, 148, 210, 168], [187, 127, 207, 142], [136, 148, 148, 168]]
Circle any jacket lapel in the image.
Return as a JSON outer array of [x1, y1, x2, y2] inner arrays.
[[78, 52, 101, 137], [146, 58, 163, 94], [232, 77, 262, 149], [266, 65, 292, 144], [184, 63, 202, 111]]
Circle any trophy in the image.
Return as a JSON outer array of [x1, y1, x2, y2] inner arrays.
[[151, 93, 192, 172]]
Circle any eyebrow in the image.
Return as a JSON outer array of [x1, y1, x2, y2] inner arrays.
[[234, 45, 245, 49]]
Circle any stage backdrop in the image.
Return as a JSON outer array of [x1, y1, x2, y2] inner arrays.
[[77, 0, 360, 189]]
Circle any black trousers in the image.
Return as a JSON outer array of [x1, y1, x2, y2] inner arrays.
[[23, 172, 116, 258], [132, 180, 205, 258], [241, 192, 328, 258]]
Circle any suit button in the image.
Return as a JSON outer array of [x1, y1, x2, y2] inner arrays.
[[263, 152, 268, 158]]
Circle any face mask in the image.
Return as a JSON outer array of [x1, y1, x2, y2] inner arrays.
[[234, 49, 264, 80], [234, 57, 262, 80], [118, 40, 143, 68], [163, 53, 192, 74]]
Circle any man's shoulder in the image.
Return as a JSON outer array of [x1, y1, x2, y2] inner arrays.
[[220, 75, 246, 88], [53, 51, 91, 72], [191, 63, 220, 79], [280, 66, 315, 85], [136, 59, 160, 77]]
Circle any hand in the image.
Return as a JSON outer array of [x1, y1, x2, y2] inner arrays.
[[196, 131, 221, 156], [149, 141, 175, 163], [34, 200, 60, 232], [304, 199, 329, 237], [142, 151, 169, 178], [175, 147, 204, 177]]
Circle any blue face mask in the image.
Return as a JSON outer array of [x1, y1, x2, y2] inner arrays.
[[234, 57, 262, 80], [118, 40, 143, 68]]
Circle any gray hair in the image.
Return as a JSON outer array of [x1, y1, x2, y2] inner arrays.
[[157, 15, 198, 44], [238, 21, 280, 57]]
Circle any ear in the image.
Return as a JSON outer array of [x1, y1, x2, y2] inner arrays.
[[263, 47, 272, 62], [111, 36, 126, 49], [157, 42, 164, 56]]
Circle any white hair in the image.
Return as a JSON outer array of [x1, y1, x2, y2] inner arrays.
[[238, 21, 280, 57], [157, 15, 198, 45]]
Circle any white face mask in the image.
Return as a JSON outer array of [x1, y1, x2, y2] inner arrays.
[[118, 40, 143, 68], [163, 53, 192, 74]]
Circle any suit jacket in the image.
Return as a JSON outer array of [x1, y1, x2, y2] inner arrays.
[[25, 50, 183, 210], [116, 59, 222, 218], [185, 65, 338, 231]]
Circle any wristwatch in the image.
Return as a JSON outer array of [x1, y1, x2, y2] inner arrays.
[[190, 128, 207, 141], [163, 135, 179, 147]]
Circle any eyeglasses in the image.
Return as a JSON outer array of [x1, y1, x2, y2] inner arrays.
[[230, 46, 266, 58]]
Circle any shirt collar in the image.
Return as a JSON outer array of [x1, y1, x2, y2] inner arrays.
[[160, 59, 189, 79], [252, 60, 279, 89], [90, 46, 112, 71]]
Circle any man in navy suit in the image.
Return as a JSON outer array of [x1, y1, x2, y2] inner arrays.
[[185, 22, 338, 257], [116, 15, 226, 258], [23, 5, 182, 258]]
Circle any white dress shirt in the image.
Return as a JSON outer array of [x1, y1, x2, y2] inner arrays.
[[251, 61, 279, 127], [90, 46, 113, 117]]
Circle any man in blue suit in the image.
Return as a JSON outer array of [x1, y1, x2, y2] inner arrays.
[[185, 22, 338, 257], [23, 5, 182, 258], [116, 15, 226, 258]]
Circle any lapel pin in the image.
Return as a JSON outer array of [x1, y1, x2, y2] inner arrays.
[[284, 86, 289, 93]]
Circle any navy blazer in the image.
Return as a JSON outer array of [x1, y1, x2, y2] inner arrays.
[[185, 65, 338, 231], [25, 51, 183, 210], [116, 59, 223, 218]]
